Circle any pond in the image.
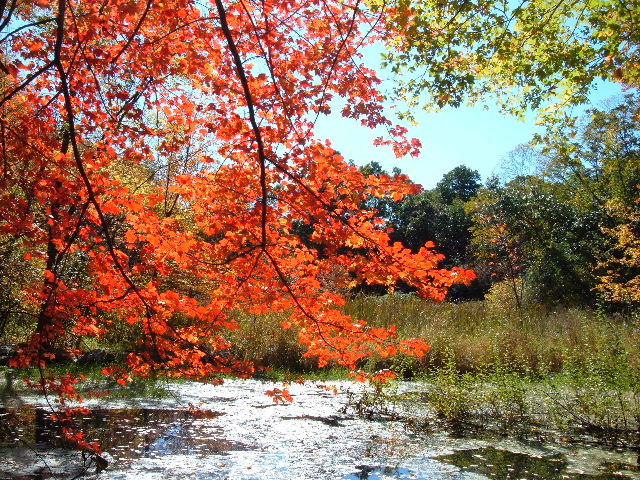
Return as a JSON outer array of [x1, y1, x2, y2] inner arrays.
[[1, 379, 639, 479]]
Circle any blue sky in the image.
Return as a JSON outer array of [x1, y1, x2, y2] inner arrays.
[[314, 66, 623, 189]]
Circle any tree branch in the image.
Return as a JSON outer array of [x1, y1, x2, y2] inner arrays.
[[213, 0, 269, 249]]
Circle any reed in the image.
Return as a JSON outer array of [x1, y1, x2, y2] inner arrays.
[[344, 293, 639, 375]]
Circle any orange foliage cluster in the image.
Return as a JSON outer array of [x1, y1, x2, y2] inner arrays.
[[0, 0, 475, 407]]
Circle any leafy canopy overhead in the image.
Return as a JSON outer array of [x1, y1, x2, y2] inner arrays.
[[0, 0, 475, 419], [378, 0, 639, 118]]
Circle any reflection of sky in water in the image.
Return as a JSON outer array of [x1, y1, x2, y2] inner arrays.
[[1, 379, 639, 480], [343, 465, 452, 480], [434, 447, 637, 480]]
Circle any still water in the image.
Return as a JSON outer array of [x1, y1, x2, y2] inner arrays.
[[1, 379, 638, 479]]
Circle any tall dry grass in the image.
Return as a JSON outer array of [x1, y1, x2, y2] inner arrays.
[[344, 293, 639, 374], [226, 293, 638, 375]]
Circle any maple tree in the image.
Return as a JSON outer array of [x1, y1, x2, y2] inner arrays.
[[0, 0, 475, 428]]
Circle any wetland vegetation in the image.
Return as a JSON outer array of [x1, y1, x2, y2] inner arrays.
[[1, 0, 639, 477], [2, 295, 639, 479]]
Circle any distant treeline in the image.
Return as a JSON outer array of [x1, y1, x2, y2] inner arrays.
[[358, 94, 640, 314]]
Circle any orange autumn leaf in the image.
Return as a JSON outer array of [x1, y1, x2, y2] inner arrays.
[[0, 0, 476, 452]]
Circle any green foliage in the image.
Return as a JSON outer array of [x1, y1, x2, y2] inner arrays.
[[435, 165, 481, 204], [381, 0, 639, 120], [540, 345, 640, 435], [389, 169, 478, 269], [388, 191, 438, 251], [358, 125, 636, 308], [425, 350, 530, 432], [465, 96, 640, 306], [426, 349, 476, 423], [357, 164, 477, 279], [358, 161, 406, 221], [468, 174, 606, 305], [418, 345, 640, 443], [477, 367, 529, 433], [538, 94, 640, 209], [344, 293, 639, 444]]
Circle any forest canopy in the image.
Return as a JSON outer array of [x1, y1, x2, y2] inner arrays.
[[379, 0, 639, 118], [360, 93, 639, 309]]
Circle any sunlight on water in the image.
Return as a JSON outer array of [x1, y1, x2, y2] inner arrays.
[[1, 379, 639, 479]]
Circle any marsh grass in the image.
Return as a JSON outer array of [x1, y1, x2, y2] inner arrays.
[[206, 293, 639, 383], [5, 292, 638, 444], [227, 311, 314, 372], [410, 346, 640, 445], [340, 294, 640, 445], [4, 292, 638, 448], [344, 293, 639, 375], [224, 293, 640, 446]]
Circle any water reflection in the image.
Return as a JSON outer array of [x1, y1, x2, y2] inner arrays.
[[0, 406, 251, 478], [1, 380, 639, 480], [436, 446, 635, 480], [345, 465, 423, 480]]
